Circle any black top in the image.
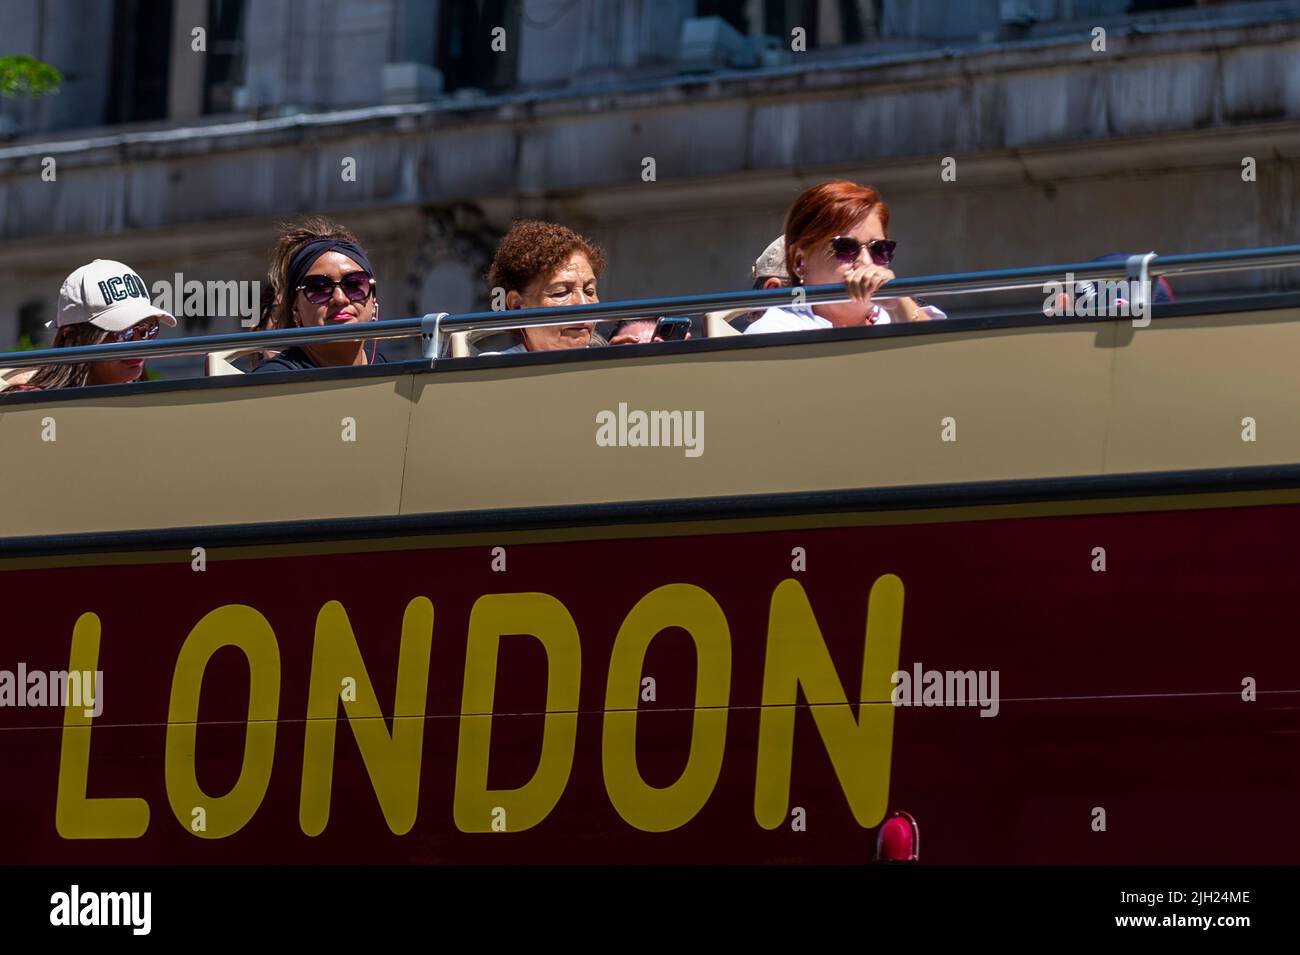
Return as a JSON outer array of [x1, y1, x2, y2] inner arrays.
[[252, 346, 389, 373]]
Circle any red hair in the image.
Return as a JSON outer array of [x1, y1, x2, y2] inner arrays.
[[784, 180, 891, 282]]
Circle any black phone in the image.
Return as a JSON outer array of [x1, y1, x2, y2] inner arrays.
[[654, 316, 691, 341]]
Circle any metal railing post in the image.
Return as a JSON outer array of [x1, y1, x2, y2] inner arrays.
[[421, 312, 446, 363]]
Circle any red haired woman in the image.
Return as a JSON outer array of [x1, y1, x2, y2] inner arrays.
[[746, 180, 944, 334]]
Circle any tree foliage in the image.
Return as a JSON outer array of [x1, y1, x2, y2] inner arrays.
[[0, 55, 62, 97]]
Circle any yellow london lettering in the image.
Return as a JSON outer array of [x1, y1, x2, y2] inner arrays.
[[602, 583, 731, 832], [165, 605, 281, 839], [55, 612, 150, 839], [754, 575, 904, 829], [299, 597, 434, 836], [453, 592, 581, 833], [54, 575, 903, 841]]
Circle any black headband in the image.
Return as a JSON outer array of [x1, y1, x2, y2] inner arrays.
[[287, 238, 374, 300]]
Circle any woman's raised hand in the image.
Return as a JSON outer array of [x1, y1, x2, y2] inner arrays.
[[843, 263, 895, 303]]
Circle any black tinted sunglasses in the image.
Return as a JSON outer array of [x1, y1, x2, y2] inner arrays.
[[108, 319, 161, 343], [299, 271, 374, 305], [829, 236, 896, 267]]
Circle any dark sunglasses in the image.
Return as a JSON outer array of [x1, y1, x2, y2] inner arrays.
[[109, 320, 160, 343], [298, 271, 375, 305], [829, 236, 896, 267]]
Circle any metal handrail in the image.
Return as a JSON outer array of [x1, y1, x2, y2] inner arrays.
[[3, 244, 1298, 369]]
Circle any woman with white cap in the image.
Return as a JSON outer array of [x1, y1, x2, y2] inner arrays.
[[11, 259, 177, 391]]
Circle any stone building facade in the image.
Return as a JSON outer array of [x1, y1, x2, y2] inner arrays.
[[0, 0, 1297, 355]]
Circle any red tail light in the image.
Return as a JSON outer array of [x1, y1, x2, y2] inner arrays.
[[875, 811, 919, 862]]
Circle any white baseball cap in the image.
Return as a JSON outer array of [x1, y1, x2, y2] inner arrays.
[[57, 259, 176, 332], [752, 236, 789, 280]]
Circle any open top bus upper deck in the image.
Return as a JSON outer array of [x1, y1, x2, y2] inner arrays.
[[1, 245, 1299, 546]]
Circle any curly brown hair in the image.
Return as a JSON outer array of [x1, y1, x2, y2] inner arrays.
[[486, 220, 606, 294], [267, 215, 364, 330]]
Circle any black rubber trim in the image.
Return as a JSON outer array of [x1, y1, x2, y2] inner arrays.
[[4, 462, 1300, 558], [0, 357, 432, 405]]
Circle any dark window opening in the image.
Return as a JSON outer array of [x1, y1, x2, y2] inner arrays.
[[1128, 0, 1196, 9], [106, 0, 174, 125], [755, 0, 875, 45], [17, 300, 46, 349], [698, 0, 752, 33], [436, 0, 520, 93], [838, 0, 871, 44], [204, 0, 247, 114]]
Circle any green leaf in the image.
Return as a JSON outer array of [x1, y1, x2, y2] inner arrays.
[[0, 55, 63, 98]]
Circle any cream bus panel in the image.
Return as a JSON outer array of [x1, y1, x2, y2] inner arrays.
[[1105, 311, 1300, 473], [400, 322, 1116, 514], [0, 377, 413, 538], [3, 310, 1299, 539]]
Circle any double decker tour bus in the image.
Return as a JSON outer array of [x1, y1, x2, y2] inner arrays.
[[2, 247, 1298, 864]]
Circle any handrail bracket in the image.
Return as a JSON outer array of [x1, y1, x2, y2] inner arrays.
[[421, 312, 447, 364]]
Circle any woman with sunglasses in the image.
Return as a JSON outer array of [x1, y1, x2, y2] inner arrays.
[[746, 180, 943, 335], [254, 217, 385, 372], [7, 259, 176, 391]]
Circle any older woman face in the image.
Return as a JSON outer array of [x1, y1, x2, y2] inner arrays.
[[508, 250, 598, 351]]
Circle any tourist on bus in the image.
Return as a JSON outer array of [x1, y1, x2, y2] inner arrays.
[[746, 181, 944, 334], [751, 235, 792, 291], [1047, 252, 1176, 317], [475, 220, 608, 354], [5, 259, 176, 391], [697, 235, 792, 335], [245, 280, 281, 370], [606, 316, 695, 345], [253, 217, 386, 372], [607, 236, 789, 343], [740, 234, 793, 329]]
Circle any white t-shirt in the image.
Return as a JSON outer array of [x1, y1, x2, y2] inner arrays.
[[745, 302, 945, 334]]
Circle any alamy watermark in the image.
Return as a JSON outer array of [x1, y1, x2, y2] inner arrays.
[[891, 663, 999, 717], [50, 885, 150, 935], [87, 270, 261, 328], [0, 663, 102, 717], [1042, 274, 1152, 327], [596, 402, 704, 458], [150, 274, 261, 327]]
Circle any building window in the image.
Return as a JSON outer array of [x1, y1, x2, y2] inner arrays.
[[105, 0, 174, 125], [698, 0, 752, 33], [16, 300, 46, 349], [437, 0, 520, 93], [746, 0, 877, 45], [204, 0, 247, 114]]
